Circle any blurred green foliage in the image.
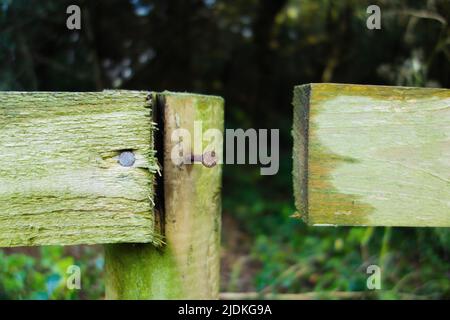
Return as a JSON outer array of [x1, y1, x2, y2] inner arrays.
[[0, 247, 104, 299], [0, 0, 449, 299]]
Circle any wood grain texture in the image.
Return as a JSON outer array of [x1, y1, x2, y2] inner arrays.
[[0, 91, 161, 247], [293, 83, 450, 227], [105, 92, 224, 299]]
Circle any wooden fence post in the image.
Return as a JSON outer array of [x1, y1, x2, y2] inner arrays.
[[105, 92, 224, 299]]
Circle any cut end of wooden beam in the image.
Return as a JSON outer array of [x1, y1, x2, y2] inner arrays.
[[0, 91, 163, 247], [293, 83, 450, 227]]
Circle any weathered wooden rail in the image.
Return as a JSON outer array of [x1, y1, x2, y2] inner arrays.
[[293, 83, 450, 227], [0, 91, 160, 247]]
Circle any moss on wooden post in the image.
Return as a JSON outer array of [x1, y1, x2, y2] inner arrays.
[[105, 92, 224, 299]]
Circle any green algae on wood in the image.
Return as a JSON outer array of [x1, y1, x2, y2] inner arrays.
[[0, 91, 161, 247], [293, 83, 450, 227], [105, 92, 223, 299]]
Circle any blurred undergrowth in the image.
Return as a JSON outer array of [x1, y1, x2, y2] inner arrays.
[[223, 161, 450, 299], [0, 247, 104, 299]]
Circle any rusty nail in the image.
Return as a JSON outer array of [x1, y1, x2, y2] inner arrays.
[[185, 151, 217, 168], [201, 151, 217, 168]]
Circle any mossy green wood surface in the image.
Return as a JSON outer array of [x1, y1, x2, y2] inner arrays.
[[105, 92, 223, 299], [293, 83, 450, 227], [0, 91, 161, 247]]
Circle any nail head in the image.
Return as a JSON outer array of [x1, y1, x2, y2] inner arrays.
[[119, 151, 135, 167]]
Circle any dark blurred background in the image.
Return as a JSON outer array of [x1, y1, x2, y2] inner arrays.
[[0, 0, 449, 299]]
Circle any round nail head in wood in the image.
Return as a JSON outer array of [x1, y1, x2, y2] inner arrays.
[[119, 151, 135, 167]]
